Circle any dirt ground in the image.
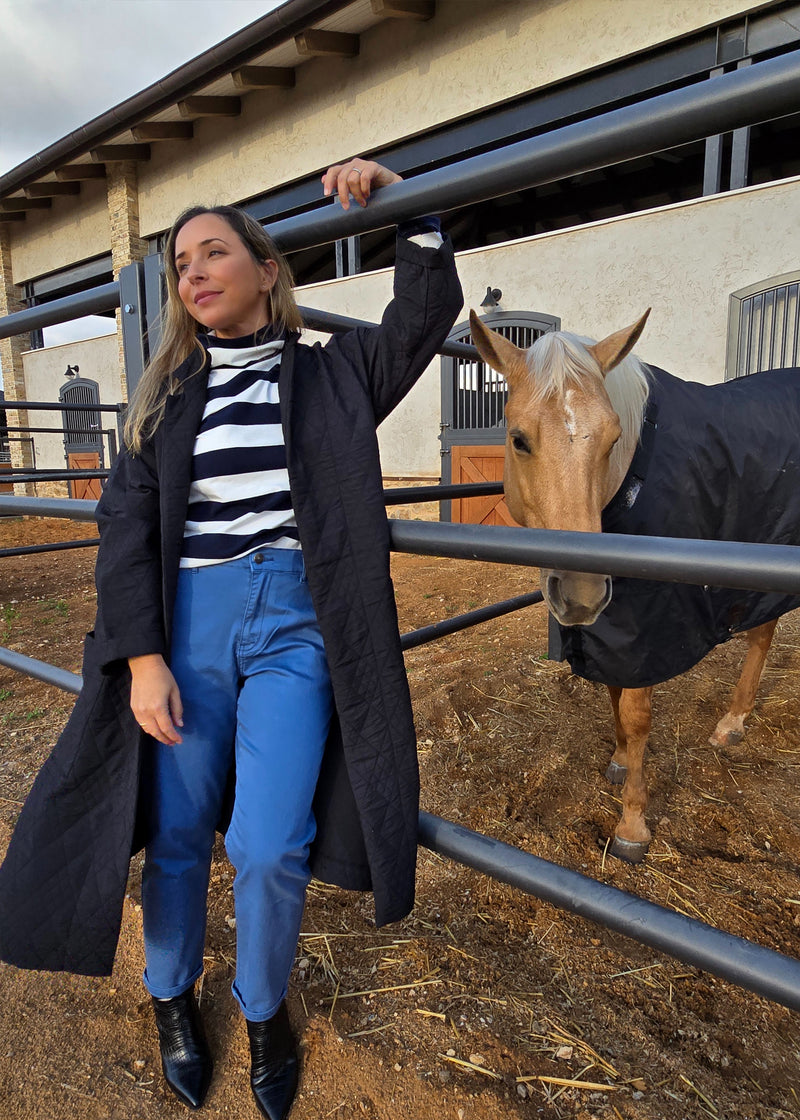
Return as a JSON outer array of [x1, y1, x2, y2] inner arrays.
[[0, 515, 798, 1120]]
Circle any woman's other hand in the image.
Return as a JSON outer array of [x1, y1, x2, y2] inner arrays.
[[321, 158, 402, 210], [128, 653, 184, 745]]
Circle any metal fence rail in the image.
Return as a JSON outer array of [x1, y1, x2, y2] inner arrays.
[[418, 813, 800, 1013], [2, 494, 800, 595]]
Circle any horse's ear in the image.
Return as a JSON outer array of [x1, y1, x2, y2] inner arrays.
[[469, 310, 528, 384], [589, 309, 651, 375]]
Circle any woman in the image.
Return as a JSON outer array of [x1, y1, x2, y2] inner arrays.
[[0, 158, 463, 1118]]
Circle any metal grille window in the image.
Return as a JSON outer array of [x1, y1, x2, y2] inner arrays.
[[726, 272, 800, 379], [60, 378, 103, 457]]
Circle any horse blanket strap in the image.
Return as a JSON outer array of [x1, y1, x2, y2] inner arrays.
[[553, 365, 800, 688]]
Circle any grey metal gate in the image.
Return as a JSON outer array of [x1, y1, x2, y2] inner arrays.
[[59, 376, 103, 464]]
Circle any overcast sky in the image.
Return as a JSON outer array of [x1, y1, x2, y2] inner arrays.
[[0, 0, 284, 176], [0, 0, 286, 376]]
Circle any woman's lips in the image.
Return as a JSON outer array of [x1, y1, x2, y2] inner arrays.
[[195, 291, 221, 306]]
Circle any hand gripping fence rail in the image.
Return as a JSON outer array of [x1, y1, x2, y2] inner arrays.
[[2, 495, 800, 1012]]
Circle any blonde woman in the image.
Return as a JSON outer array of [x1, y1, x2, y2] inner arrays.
[[0, 159, 462, 1118]]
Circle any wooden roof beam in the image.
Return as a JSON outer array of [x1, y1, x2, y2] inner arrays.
[[295, 29, 359, 57], [24, 182, 82, 197], [177, 96, 241, 118], [132, 122, 194, 141], [232, 66, 296, 90], [55, 164, 107, 181], [1, 197, 52, 211], [370, 0, 434, 19], [90, 145, 151, 162]]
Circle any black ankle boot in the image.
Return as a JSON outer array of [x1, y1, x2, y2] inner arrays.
[[151, 988, 213, 1110], [247, 1002, 299, 1120]]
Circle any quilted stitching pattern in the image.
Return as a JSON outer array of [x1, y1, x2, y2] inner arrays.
[[0, 236, 463, 971]]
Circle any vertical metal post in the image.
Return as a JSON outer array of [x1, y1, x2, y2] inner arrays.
[[118, 261, 147, 399], [729, 58, 753, 190], [143, 252, 165, 359], [702, 67, 725, 195]]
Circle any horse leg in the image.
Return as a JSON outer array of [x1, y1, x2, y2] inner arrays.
[[605, 686, 628, 785], [610, 686, 653, 864], [709, 619, 778, 747]]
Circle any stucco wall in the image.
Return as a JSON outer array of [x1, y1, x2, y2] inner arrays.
[[138, 0, 756, 234], [9, 179, 109, 284], [21, 334, 121, 471], [297, 175, 800, 476]]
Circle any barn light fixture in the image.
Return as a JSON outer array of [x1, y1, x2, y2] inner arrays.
[[480, 286, 502, 311], [64, 364, 79, 378]]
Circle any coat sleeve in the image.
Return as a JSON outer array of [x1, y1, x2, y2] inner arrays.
[[92, 438, 166, 669], [325, 232, 463, 426]]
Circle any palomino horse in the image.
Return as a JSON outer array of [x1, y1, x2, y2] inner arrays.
[[470, 309, 800, 862]]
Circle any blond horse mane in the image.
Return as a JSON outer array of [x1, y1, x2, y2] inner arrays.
[[523, 330, 650, 479]]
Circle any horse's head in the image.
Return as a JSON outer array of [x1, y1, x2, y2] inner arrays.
[[470, 309, 650, 627]]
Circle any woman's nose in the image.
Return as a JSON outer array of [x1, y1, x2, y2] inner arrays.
[[185, 259, 207, 282]]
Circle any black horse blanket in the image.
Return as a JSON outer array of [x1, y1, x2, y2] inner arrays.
[[554, 365, 800, 688]]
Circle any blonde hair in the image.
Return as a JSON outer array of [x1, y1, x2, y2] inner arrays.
[[124, 206, 303, 452]]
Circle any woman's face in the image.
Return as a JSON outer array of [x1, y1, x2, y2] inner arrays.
[[174, 213, 278, 338]]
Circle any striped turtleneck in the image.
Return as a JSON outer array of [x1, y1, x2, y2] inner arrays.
[[180, 331, 299, 567]]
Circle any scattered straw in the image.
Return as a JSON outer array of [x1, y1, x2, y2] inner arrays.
[[679, 1074, 718, 1113], [438, 1053, 502, 1080], [518, 1074, 617, 1091], [323, 978, 442, 1001]]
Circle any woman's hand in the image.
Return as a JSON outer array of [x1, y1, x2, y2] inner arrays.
[[322, 158, 402, 210], [128, 653, 184, 745]]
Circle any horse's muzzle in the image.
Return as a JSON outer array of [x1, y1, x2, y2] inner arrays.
[[544, 570, 612, 626]]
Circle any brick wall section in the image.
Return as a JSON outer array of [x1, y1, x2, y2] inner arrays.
[[0, 226, 35, 493], [107, 161, 148, 403]]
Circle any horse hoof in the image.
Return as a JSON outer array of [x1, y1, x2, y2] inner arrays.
[[610, 836, 648, 864], [605, 760, 627, 785], [708, 729, 744, 748]]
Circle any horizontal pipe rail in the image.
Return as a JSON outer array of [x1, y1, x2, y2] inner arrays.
[[0, 496, 96, 520], [6, 471, 109, 483], [267, 50, 800, 252], [1, 495, 799, 595], [418, 812, 800, 1012], [401, 590, 543, 650], [0, 284, 120, 341], [385, 482, 503, 505], [0, 647, 81, 694], [1, 401, 124, 413], [389, 520, 800, 596], [0, 539, 99, 559], [298, 304, 478, 360]]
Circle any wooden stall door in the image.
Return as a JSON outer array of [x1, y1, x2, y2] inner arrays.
[[67, 452, 103, 500], [450, 445, 518, 525]]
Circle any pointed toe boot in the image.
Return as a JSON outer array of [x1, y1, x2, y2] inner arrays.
[[151, 988, 213, 1110], [247, 1002, 299, 1120]]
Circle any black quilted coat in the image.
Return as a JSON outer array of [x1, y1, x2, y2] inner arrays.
[[0, 234, 462, 976], [554, 365, 800, 688]]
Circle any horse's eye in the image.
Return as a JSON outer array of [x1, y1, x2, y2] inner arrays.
[[511, 434, 531, 454]]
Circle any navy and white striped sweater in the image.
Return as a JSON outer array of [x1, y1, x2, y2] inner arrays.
[[180, 334, 299, 566]]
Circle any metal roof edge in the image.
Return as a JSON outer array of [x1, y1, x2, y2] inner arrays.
[[0, 0, 352, 198]]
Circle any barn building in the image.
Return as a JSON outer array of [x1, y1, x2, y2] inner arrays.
[[1, 0, 799, 519]]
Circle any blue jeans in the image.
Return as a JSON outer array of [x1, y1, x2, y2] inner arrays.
[[141, 549, 333, 1021]]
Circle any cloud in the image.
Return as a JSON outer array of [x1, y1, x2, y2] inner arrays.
[[0, 0, 277, 174]]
